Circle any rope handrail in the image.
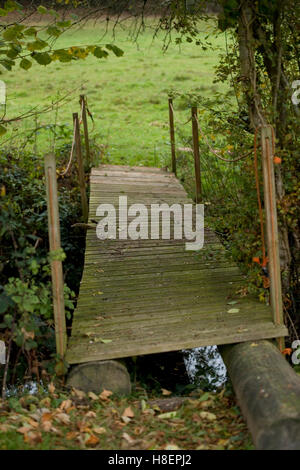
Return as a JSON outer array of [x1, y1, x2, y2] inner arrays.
[[194, 113, 254, 163], [59, 123, 77, 177], [169, 100, 255, 163]]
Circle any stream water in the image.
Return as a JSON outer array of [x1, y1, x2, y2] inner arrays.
[[184, 346, 227, 390]]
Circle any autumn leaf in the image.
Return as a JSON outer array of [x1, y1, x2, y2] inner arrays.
[[122, 432, 136, 444], [17, 425, 33, 434], [122, 406, 134, 418], [93, 427, 106, 435], [164, 443, 180, 450], [66, 431, 79, 440], [99, 389, 113, 401], [41, 412, 52, 423], [85, 434, 99, 447], [41, 420, 52, 432], [88, 391, 98, 401], [72, 388, 86, 399], [200, 411, 217, 421], [48, 382, 55, 394], [282, 348, 292, 356], [23, 431, 43, 444], [55, 412, 70, 425], [158, 411, 177, 419], [59, 399, 73, 411], [161, 388, 172, 396]]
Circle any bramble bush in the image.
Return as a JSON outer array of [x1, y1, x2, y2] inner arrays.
[[0, 141, 85, 386]]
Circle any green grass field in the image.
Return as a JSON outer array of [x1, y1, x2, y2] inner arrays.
[[3, 18, 227, 166]]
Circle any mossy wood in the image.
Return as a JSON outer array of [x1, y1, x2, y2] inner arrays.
[[66, 165, 287, 365]]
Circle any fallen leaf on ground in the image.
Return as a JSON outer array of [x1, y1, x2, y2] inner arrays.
[[99, 389, 113, 401], [85, 434, 99, 446], [41, 412, 52, 423], [55, 412, 71, 425], [122, 432, 136, 444], [66, 431, 79, 440], [59, 399, 73, 411], [161, 388, 172, 396], [24, 431, 42, 445], [122, 416, 131, 424], [122, 406, 134, 418], [48, 382, 55, 394], [164, 443, 180, 450], [158, 411, 177, 419], [17, 426, 32, 434], [88, 392, 98, 401], [200, 411, 217, 421], [72, 388, 86, 399], [93, 427, 106, 435]]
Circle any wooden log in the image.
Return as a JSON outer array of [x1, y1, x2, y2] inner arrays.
[[67, 360, 131, 395], [220, 340, 300, 450], [44, 154, 67, 357]]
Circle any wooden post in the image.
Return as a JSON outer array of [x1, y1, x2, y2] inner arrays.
[[168, 98, 176, 175], [79, 94, 90, 167], [44, 153, 67, 358], [73, 112, 88, 223], [191, 106, 202, 203], [261, 126, 284, 349]]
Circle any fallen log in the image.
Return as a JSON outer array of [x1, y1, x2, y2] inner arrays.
[[219, 340, 300, 450]]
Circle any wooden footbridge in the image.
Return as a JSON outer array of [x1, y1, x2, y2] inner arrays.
[[65, 164, 287, 366], [44, 99, 288, 378]]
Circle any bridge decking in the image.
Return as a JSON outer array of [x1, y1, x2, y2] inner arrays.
[[66, 164, 287, 365]]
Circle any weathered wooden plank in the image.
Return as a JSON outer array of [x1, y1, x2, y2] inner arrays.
[[66, 323, 287, 364], [92, 165, 168, 173]]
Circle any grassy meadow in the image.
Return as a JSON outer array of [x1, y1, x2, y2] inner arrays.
[[3, 18, 228, 166]]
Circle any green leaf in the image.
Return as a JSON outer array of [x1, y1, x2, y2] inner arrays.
[[93, 47, 108, 59], [99, 338, 112, 344], [199, 392, 211, 402], [158, 411, 177, 419], [6, 44, 21, 59], [20, 58, 32, 70], [46, 26, 61, 37], [0, 292, 13, 313], [32, 52, 52, 65], [37, 5, 47, 14], [52, 49, 72, 63], [27, 39, 48, 52], [24, 26, 37, 37], [0, 58, 14, 70], [2, 24, 24, 41], [105, 44, 124, 57], [227, 308, 240, 314]]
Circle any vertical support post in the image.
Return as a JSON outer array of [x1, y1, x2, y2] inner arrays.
[[168, 98, 176, 175], [261, 126, 284, 349], [79, 94, 90, 167], [44, 153, 67, 358], [73, 112, 88, 223], [191, 106, 202, 203]]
